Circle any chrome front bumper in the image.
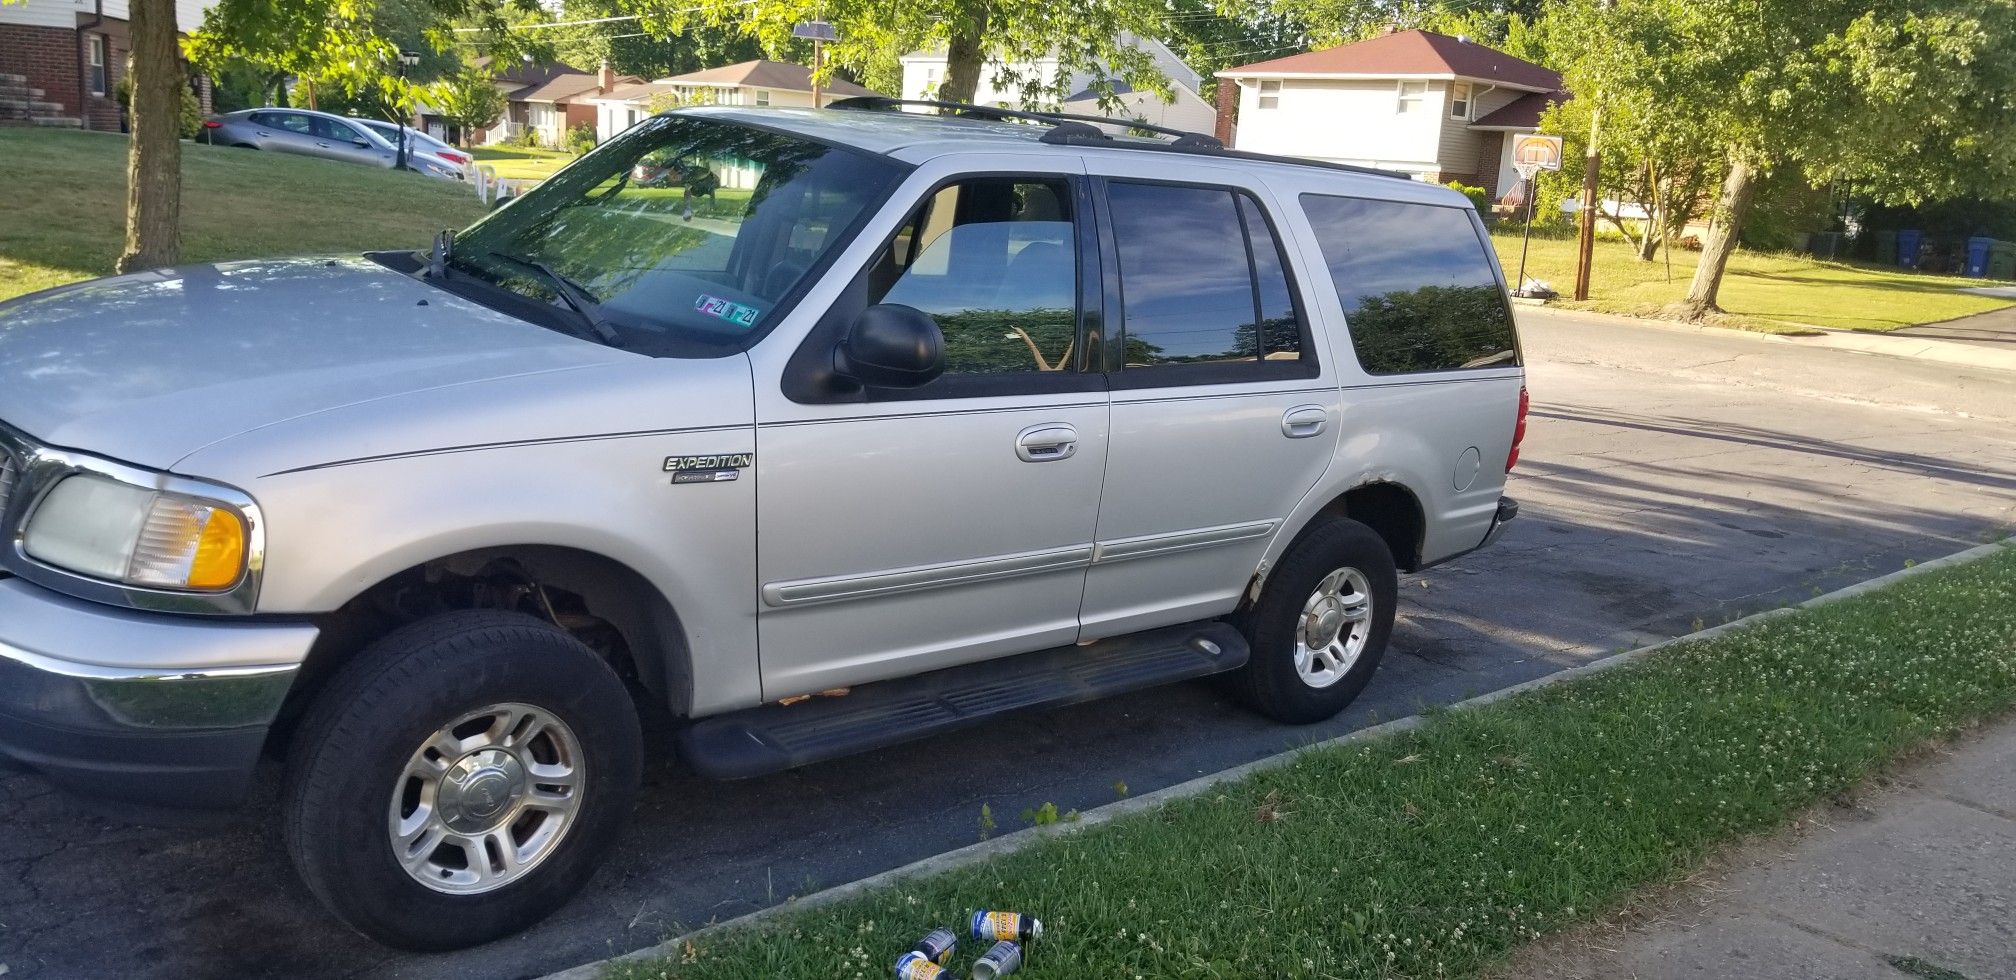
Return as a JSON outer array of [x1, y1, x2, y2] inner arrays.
[[0, 576, 317, 810]]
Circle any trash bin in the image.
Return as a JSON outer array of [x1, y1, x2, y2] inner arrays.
[[1990, 241, 2016, 281], [1966, 237, 1996, 277], [1873, 230, 1897, 266], [1896, 229, 1923, 269]]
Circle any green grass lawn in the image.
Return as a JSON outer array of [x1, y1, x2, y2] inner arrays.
[[612, 542, 2016, 980], [469, 144, 577, 181], [1493, 231, 2016, 332], [0, 129, 486, 303]]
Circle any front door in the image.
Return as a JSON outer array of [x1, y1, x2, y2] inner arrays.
[[752, 167, 1108, 698], [311, 117, 387, 167], [1076, 166, 1342, 639]]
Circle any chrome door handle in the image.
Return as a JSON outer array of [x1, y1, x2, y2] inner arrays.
[[1281, 404, 1330, 439], [1015, 423, 1078, 462]]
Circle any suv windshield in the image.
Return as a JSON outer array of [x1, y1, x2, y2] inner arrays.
[[448, 114, 905, 355]]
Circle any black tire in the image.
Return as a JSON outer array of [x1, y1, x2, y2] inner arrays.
[[1228, 516, 1399, 724], [282, 611, 642, 951]]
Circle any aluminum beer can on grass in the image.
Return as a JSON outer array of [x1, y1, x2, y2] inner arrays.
[[969, 910, 1042, 942], [911, 928, 958, 965], [971, 940, 1024, 980], [896, 950, 959, 980]]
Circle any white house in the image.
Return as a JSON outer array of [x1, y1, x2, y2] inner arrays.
[[588, 60, 879, 143], [0, 0, 219, 130], [899, 33, 1217, 136], [1217, 30, 1567, 196]]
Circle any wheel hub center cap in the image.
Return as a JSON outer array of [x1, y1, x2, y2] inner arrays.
[[439, 749, 527, 832], [1307, 598, 1345, 647]]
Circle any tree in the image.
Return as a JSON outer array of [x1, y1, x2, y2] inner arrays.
[[544, 0, 763, 80], [118, 0, 181, 273], [431, 65, 507, 146], [1162, 0, 1308, 90], [1549, 0, 2016, 318], [638, 0, 1174, 111]]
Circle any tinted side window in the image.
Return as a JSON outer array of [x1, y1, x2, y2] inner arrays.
[[1300, 194, 1518, 374], [312, 117, 362, 142], [267, 112, 314, 135], [868, 177, 1079, 374], [1106, 182, 1307, 371]]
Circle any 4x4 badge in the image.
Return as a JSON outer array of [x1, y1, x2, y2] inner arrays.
[[664, 453, 753, 484]]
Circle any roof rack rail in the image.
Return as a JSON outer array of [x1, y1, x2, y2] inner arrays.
[[824, 96, 1224, 149], [822, 95, 1413, 183]]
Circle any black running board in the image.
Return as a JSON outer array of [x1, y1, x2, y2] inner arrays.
[[679, 622, 1249, 780]]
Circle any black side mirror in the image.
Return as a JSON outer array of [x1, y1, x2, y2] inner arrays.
[[834, 304, 944, 389]]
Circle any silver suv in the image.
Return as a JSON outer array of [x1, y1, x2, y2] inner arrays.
[[0, 101, 1524, 950]]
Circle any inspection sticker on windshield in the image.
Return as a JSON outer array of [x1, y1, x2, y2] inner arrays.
[[695, 294, 761, 328]]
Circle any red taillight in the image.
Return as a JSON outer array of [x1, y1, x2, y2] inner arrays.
[[202, 119, 222, 128], [438, 151, 469, 164], [1506, 385, 1530, 471]]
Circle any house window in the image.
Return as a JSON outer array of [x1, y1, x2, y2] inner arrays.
[[755, 89, 770, 107], [86, 35, 107, 96], [1397, 81, 1426, 114], [1257, 79, 1281, 110], [1449, 81, 1472, 119]]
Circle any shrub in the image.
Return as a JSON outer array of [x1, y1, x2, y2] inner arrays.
[[115, 74, 205, 140], [564, 122, 597, 156], [509, 125, 544, 149], [1445, 181, 1489, 214]]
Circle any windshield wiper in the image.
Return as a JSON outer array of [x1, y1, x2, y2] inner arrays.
[[484, 252, 624, 347]]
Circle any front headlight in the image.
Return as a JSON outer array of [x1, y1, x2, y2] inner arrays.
[[22, 475, 248, 591]]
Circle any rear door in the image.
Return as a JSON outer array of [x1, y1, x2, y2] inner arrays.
[[1076, 162, 1342, 639], [247, 111, 321, 157]]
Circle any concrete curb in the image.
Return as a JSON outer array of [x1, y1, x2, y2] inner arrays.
[[542, 536, 2015, 980]]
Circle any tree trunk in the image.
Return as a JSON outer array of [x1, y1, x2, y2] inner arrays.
[[938, 6, 990, 105], [1635, 160, 1661, 262], [1675, 157, 1757, 320], [115, 0, 180, 274]]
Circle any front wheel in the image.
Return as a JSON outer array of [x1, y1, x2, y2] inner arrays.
[[282, 611, 642, 950], [1228, 516, 1399, 724]]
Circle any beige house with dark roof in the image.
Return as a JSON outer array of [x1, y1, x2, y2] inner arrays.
[[1218, 30, 1568, 196], [587, 60, 880, 142]]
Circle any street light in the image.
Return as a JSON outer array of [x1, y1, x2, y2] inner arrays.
[[395, 49, 420, 172]]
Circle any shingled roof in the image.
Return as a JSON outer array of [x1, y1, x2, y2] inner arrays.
[[1218, 30, 1562, 92]]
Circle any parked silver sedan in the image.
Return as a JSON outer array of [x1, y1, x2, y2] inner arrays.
[[353, 119, 473, 180], [201, 108, 463, 181]]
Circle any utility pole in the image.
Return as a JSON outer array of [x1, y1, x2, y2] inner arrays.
[[793, 20, 838, 108], [1572, 103, 1600, 300]]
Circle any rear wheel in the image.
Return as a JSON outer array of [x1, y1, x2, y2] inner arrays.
[[1229, 516, 1398, 724], [282, 611, 642, 950]]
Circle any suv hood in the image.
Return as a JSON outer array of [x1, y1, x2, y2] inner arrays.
[[0, 257, 631, 469]]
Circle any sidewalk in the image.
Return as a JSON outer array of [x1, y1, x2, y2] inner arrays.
[[1506, 721, 2016, 980]]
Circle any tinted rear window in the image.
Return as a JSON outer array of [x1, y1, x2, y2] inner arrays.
[[1299, 194, 1518, 375]]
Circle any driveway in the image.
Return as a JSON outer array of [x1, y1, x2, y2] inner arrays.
[[2, 308, 2012, 980], [1893, 301, 2016, 351]]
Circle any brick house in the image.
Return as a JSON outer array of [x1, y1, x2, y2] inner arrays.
[[1217, 30, 1568, 197], [0, 0, 216, 131]]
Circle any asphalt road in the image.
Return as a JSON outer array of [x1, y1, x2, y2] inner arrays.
[[3, 308, 2013, 980]]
